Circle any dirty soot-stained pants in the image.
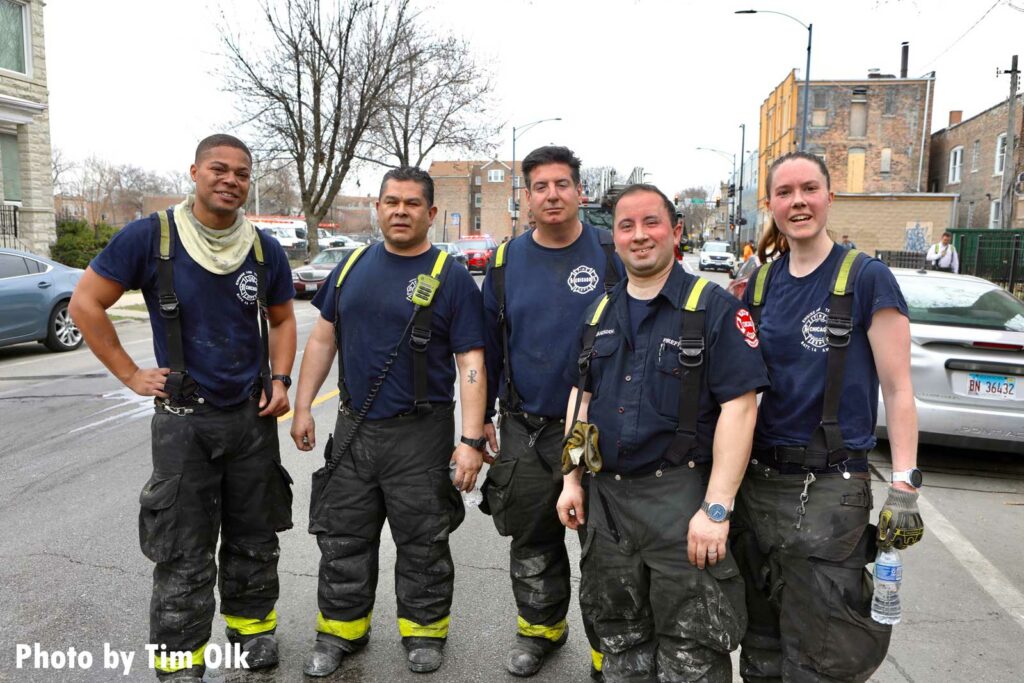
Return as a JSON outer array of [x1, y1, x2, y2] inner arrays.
[[309, 403, 464, 645], [580, 464, 746, 683], [140, 396, 293, 654], [483, 412, 575, 641], [730, 466, 892, 683]]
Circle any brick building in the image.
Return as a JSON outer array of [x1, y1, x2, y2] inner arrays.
[[429, 159, 521, 242], [758, 68, 935, 202], [0, 0, 55, 254], [828, 192, 956, 257], [928, 94, 1024, 229]]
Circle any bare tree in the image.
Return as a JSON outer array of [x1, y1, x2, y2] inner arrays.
[[51, 147, 75, 195], [677, 187, 713, 239], [361, 35, 499, 168], [219, 0, 417, 256], [247, 162, 299, 215], [78, 156, 120, 228]]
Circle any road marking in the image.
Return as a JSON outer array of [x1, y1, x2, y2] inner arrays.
[[277, 389, 339, 423], [916, 493, 1024, 631]]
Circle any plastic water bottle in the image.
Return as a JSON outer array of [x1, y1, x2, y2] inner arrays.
[[871, 548, 903, 625], [449, 463, 483, 508]]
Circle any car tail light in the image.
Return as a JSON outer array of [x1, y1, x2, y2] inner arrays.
[[972, 341, 1024, 351]]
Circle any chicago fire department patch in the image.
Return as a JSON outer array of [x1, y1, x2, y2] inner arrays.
[[735, 308, 759, 348]]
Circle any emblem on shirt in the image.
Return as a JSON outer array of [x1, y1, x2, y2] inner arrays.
[[405, 277, 417, 302], [800, 307, 829, 352], [567, 265, 600, 294], [235, 270, 258, 305], [735, 308, 759, 348]]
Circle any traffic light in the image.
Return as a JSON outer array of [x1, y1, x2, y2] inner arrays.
[[727, 183, 736, 198], [715, 198, 721, 208]]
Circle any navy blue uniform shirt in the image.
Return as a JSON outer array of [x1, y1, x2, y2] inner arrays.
[[313, 242, 484, 420], [91, 214, 294, 407], [565, 264, 770, 474], [743, 244, 908, 473], [482, 224, 623, 419]]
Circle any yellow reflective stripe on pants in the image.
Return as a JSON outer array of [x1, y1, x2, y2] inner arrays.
[[224, 609, 277, 636], [516, 616, 567, 642], [591, 648, 604, 671], [317, 611, 372, 641], [153, 643, 206, 673], [397, 615, 450, 638]]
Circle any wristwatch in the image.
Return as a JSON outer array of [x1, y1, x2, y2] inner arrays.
[[271, 374, 292, 388], [891, 468, 923, 489], [460, 435, 487, 451], [701, 501, 731, 523]]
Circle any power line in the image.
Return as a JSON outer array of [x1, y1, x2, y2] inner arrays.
[[921, 0, 1004, 68]]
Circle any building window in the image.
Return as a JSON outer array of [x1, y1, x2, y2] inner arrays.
[[948, 146, 963, 184], [990, 199, 1002, 229], [474, 192, 482, 208], [966, 202, 975, 228], [995, 133, 1007, 175], [811, 109, 827, 127], [849, 101, 867, 138], [487, 169, 505, 183], [880, 147, 892, 174], [474, 175, 481, 186], [0, 133, 22, 202], [0, 0, 28, 75], [971, 140, 980, 172], [883, 89, 897, 116], [473, 215, 481, 231], [812, 89, 827, 109], [847, 148, 865, 192], [513, 175, 521, 190]]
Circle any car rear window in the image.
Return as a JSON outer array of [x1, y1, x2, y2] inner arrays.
[[311, 249, 353, 265], [458, 240, 491, 250], [897, 275, 1024, 332], [703, 243, 730, 253]]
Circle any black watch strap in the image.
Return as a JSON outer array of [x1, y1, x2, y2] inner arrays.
[[271, 374, 292, 388], [460, 435, 487, 451]]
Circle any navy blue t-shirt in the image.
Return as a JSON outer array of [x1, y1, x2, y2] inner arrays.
[[483, 224, 623, 418], [90, 213, 294, 407], [743, 244, 908, 468], [312, 242, 484, 420], [564, 265, 770, 474]]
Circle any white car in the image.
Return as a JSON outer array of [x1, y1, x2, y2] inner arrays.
[[698, 241, 736, 273], [877, 269, 1024, 453], [259, 226, 307, 251]]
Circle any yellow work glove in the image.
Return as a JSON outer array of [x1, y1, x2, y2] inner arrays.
[[561, 420, 602, 474]]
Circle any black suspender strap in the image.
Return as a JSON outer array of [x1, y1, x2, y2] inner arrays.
[[569, 292, 613, 429], [804, 249, 868, 467], [154, 210, 189, 400], [664, 277, 712, 466], [332, 245, 370, 404], [490, 241, 524, 412], [251, 235, 273, 403], [596, 228, 621, 293], [410, 250, 452, 414]]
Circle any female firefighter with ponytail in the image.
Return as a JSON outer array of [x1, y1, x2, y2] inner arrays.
[[733, 152, 924, 682]]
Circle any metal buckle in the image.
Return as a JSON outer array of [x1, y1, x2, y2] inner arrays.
[[577, 349, 593, 374], [158, 294, 179, 319], [409, 326, 431, 352], [677, 337, 705, 368], [826, 315, 853, 348], [159, 400, 193, 416]]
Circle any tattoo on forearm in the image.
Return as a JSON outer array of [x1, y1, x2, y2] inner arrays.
[[468, 369, 478, 384]]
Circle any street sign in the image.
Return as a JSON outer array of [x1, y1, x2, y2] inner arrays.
[[689, 198, 705, 205], [452, 212, 461, 226]]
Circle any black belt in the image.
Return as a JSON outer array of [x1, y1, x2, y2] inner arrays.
[[597, 457, 708, 479], [753, 445, 868, 470], [339, 400, 454, 422]]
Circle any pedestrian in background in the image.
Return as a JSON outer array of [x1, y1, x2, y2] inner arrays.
[[557, 184, 768, 682], [291, 166, 485, 677], [925, 231, 959, 273], [70, 134, 297, 681], [737, 152, 924, 682], [841, 234, 857, 249], [742, 239, 755, 262]]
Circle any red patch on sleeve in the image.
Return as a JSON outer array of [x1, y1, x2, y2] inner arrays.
[[735, 308, 759, 348]]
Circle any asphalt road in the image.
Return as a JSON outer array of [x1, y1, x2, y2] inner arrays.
[[1, 258, 1022, 682]]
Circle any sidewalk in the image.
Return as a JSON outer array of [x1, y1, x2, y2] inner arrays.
[[108, 291, 150, 321]]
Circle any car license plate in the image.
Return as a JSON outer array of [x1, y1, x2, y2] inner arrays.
[[967, 373, 1016, 400], [306, 283, 318, 292]]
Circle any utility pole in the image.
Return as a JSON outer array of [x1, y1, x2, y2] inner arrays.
[[999, 55, 1019, 229], [737, 123, 746, 252]]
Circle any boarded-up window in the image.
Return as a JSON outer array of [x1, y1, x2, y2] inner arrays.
[[812, 109, 827, 127], [850, 102, 867, 138], [880, 148, 892, 173], [847, 148, 866, 192], [884, 89, 897, 116]]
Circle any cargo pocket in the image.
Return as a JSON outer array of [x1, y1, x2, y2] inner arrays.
[[431, 468, 465, 537], [308, 434, 334, 535], [802, 554, 891, 680], [695, 552, 748, 653], [138, 473, 182, 563], [479, 456, 518, 536], [268, 460, 294, 532]]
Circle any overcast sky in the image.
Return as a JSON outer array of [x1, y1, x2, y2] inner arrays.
[[45, 0, 1024, 199]]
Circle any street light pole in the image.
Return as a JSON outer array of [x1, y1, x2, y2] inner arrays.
[[696, 146, 736, 242], [737, 124, 746, 252], [736, 9, 813, 152], [510, 117, 561, 237]]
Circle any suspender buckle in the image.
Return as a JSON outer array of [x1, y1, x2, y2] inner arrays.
[[577, 349, 593, 375], [410, 326, 432, 352], [826, 315, 853, 348], [677, 337, 705, 368], [158, 293, 180, 319]]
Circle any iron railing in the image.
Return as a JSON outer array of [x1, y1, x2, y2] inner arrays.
[[875, 250, 926, 270], [0, 205, 19, 248]]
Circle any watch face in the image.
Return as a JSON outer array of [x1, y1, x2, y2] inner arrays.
[[909, 469, 923, 488], [707, 503, 728, 522]]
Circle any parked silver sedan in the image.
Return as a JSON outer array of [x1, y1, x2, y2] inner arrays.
[[877, 269, 1024, 454], [0, 248, 84, 352]]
